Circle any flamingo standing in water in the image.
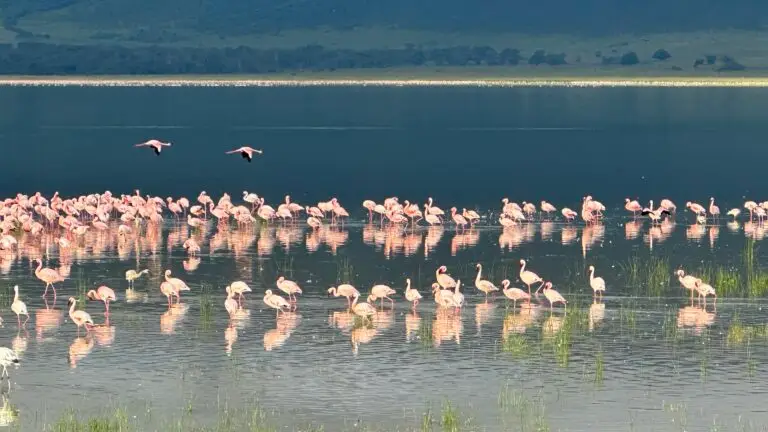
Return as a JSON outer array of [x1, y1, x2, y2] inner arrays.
[[67, 297, 94, 335], [276, 277, 302, 303], [225, 146, 262, 162], [263, 290, 291, 317], [328, 284, 360, 308], [404, 278, 422, 310], [86, 285, 116, 315], [501, 280, 530, 308], [32, 258, 65, 298], [474, 263, 499, 301], [588, 265, 606, 299], [11, 286, 28, 326], [164, 270, 191, 301], [363, 200, 377, 222], [709, 197, 720, 220], [369, 284, 396, 309], [676, 269, 699, 302], [624, 198, 642, 217], [537, 282, 567, 312], [125, 269, 149, 289], [435, 265, 457, 290], [135, 139, 171, 155], [519, 259, 543, 295], [224, 286, 239, 319], [350, 294, 377, 323], [450, 207, 468, 232], [228, 281, 252, 306]]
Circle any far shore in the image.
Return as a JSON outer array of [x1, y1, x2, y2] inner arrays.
[[2, 66, 768, 87]]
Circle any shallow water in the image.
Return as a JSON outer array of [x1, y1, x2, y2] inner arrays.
[[2, 85, 768, 431]]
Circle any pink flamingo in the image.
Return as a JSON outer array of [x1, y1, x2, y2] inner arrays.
[[561, 208, 577, 222], [519, 259, 543, 295], [362, 200, 376, 222], [68, 297, 94, 335], [501, 279, 530, 308], [32, 258, 65, 298], [450, 207, 468, 232], [225, 146, 262, 162], [86, 285, 116, 315], [624, 198, 642, 217], [709, 197, 720, 220], [537, 282, 567, 312], [135, 139, 171, 155]]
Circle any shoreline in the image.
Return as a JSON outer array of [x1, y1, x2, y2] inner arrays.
[[3, 67, 768, 87], [3, 76, 768, 87]]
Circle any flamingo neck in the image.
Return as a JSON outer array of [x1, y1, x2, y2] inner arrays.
[[476, 265, 482, 284]]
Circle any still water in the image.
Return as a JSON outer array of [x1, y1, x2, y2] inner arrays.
[[0, 85, 767, 431]]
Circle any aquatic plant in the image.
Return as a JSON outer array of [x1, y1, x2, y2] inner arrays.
[[49, 408, 131, 432], [620, 256, 670, 297], [502, 333, 531, 358], [336, 258, 354, 283], [727, 314, 768, 346], [440, 402, 460, 432], [594, 348, 604, 384]]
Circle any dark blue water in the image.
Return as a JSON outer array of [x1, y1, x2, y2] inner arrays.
[[1, 86, 766, 208]]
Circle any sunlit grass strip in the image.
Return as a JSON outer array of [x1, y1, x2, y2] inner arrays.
[[620, 256, 670, 297]]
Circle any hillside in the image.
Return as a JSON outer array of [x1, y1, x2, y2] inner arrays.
[[1, 0, 767, 48]]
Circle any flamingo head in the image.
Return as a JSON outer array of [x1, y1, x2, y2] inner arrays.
[[431, 283, 440, 292], [406, 278, 411, 285], [501, 279, 510, 289], [519, 259, 526, 266], [326, 287, 335, 295], [277, 276, 285, 283], [588, 265, 595, 272], [225, 286, 231, 294], [675, 269, 685, 277], [586, 195, 593, 200], [710, 197, 715, 201], [367, 294, 376, 303], [164, 269, 171, 277], [502, 198, 508, 204], [450, 207, 457, 213], [625, 198, 630, 203], [265, 289, 273, 296], [686, 202, 692, 207], [439, 265, 447, 273], [67, 297, 77, 306], [86, 290, 98, 301], [475, 263, 481, 270]]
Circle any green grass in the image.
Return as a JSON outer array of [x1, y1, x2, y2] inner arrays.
[[502, 333, 532, 358], [49, 408, 131, 432], [727, 314, 768, 346], [199, 283, 214, 330], [620, 256, 670, 297]]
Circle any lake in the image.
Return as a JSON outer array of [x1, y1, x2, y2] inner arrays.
[[0, 84, 767, 431]]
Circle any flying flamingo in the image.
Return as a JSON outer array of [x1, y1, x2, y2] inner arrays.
[[135, 139, 171, 155], [328, 284, 361, 308], [501, 280, 530, 308], [404, 278, 422, 309], [474, 263, 499, 301], [11, 285, 28, 326], [537, 282, 567, 312], [225, 146, 263, 162], [67, 297, 94, 335], [32, 258, 65, 298], [588, 265, 606, 299], [86, 285, 117, 315], [519, 259, 543, 295]]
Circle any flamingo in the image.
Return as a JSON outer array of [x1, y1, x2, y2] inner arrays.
[[540, 201, 557, 219], [276, 277, 302, 303], [350, 294, 377, 323], [159, 281, 180, 308], [694, 279, 717, 306], [32, 258, 65, 298], [561, 208, 577, 222], [474, 263, 499, 301], [660, 199, 677, 213], [362, 200, 377, 222], [453, 280, 465, 308], [67, 297, 94, 335], [624, 198, 642, 217], [709, 197, 720, 220], [225, 146, 262, 162], [676, 270, 699, 302], [135, 139, 171, 155], [10, 286, 28, 326], [537, 282, 567, 312], [369, 284, 396, 309], [501, 279, 530, 308], [588, 265, 606, 298], [0, 348, 19, 380], [125, 269, 149, 288], [432, 283, 459, 309], [426, 197, 445, 217], [164, 270, 190, 299], [404, 278, 422, 309], [435, 265, 457, 290], [686, 201, 706, 216], [450, 207, 468, 231], [519, 259, 543, 295], [727, 208, 741, 220], [228, 281, 252, 306], [86, 285, 116, 315], [328, 284, 360, 308], [263, 290, 291, 317], [224, 286, 239, 319]]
